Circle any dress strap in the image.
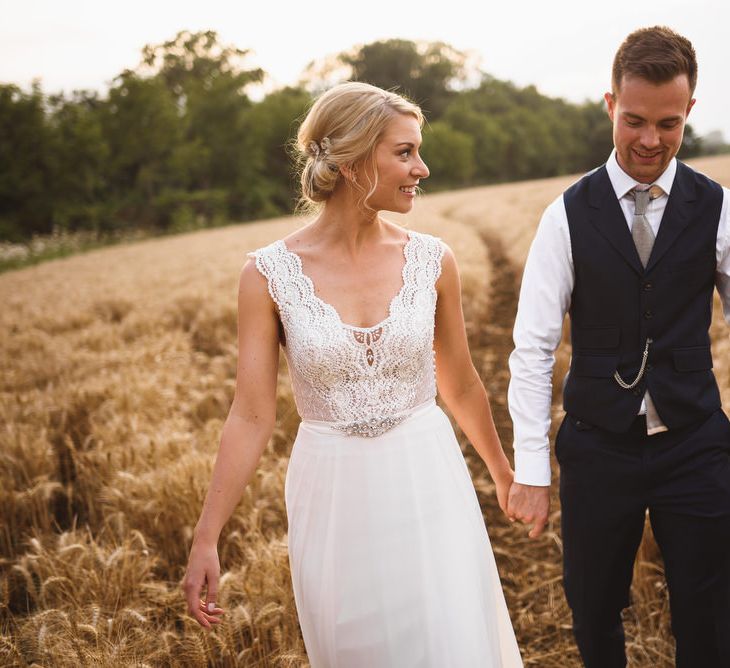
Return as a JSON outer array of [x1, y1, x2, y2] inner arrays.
[[247, 241, 300, 313], [411, 231, 445, 284], [391, 232, 445, 317], [248, 241, 333, 325]]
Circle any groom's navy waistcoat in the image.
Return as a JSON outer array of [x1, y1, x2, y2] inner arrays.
[[562, 161, 723, 432]]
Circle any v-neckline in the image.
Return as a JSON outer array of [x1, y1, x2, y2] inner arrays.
[[279, 231, 415, 331]]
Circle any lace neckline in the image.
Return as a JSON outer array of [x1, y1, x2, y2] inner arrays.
[[277, 230, 415, 332]]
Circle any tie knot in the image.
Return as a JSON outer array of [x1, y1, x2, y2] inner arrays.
[[629, 185, 664, 215]]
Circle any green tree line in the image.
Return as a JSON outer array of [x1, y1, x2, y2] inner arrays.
[[0, 32, 708, 243]]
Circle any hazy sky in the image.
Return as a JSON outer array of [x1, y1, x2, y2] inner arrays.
[[2, 0, 728, 139]]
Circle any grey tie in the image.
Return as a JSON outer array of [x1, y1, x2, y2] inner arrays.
[[630, 185, 663, 267], [628, 184, 668, 434]]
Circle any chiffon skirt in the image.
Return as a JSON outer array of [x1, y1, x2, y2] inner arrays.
[[285, 401, 523, 667]]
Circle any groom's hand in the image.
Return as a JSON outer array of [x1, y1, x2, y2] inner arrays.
[[507, 483, 550, 539]]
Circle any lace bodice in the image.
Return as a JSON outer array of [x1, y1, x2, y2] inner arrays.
[[249, 230, 444, 435]]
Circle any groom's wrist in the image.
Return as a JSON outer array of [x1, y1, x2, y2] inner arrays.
[[513, 449, 551, 487]]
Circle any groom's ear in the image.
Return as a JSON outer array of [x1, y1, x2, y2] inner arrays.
[[604, 92, 616, 122]]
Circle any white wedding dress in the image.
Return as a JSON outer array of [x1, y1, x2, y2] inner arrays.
[[250, 230, 522, 667]]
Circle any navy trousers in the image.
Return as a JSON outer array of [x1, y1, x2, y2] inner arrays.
[[557, 409, 730, 668]]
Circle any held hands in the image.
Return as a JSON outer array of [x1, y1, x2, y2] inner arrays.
[[183, 540, 225, 629], [506, 482, 550, 538]]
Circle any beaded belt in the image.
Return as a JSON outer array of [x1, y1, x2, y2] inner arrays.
[[331, 414, 407, 438], [303, 400, 437, 438]]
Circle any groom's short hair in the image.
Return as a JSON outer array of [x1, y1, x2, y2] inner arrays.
[[612, 26, 697, 96]]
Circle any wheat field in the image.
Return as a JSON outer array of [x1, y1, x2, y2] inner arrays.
[[1, 155, 729, 667]]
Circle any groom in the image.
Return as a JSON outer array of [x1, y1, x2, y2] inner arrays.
[[506, 26, 730, 668]]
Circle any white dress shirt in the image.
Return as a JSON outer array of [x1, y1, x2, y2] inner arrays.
[[508, 151, 730, 486]]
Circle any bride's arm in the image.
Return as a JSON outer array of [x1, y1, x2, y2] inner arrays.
[[183, 259, 280, 628], [433, 245, 514, 514]]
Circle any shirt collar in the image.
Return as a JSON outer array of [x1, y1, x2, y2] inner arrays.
[[606, 149, 676, 199]]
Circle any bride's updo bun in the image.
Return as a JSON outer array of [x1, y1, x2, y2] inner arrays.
[[296, 82, 423, 209]]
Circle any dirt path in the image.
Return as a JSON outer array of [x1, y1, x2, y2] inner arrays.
[[461, 226, 580, 666], [472, 231, 519, 447]]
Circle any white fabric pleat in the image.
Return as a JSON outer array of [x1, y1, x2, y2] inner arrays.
[[285, 402, 523, 668]]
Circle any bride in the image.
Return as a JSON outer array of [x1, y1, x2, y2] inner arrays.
[[183, 81, 523, 667]]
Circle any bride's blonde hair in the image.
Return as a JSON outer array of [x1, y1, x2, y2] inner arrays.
[[296, 81, 423, 211]]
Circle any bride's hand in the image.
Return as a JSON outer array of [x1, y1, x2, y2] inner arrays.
[[183, 540, 225, 628], [493, 466, 515, 516]]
